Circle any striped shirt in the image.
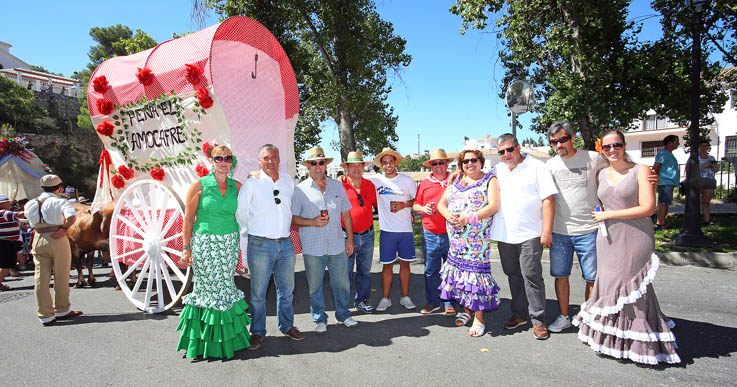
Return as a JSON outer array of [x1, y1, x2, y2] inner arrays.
[[0, 210, 21, 241]]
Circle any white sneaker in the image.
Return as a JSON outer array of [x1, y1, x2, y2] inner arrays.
[[376, 298, 391, 312], [315, 322, 327, 334], [399, 296, 416, 310], [548, 315, 572, 333], [337, 317, 358, 327]]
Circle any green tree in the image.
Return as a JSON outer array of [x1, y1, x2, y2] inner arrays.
[[29, 65, 64, 77], [201, 0, 412, 160], [75, 26, 158, 131], [0, 76, 54, 132], [451, 1, 671, 150], [397, 155, 428, 172]]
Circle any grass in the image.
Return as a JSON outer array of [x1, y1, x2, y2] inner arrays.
[[655, 214, 737, 252]]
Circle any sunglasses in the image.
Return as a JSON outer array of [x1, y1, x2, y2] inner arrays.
[[356, 193, 364, 207], [461, 158, 479, 165], [212, 155, 233, 163], [430, 161, 446, 167], [498, 146, 516, 155], [550, 136, 571, 145], [309, 160, 327, 166], [601, 142, 624, 151], [273, 189, 281, 205]]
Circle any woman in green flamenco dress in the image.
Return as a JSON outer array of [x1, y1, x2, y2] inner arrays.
[[177, 145, 251, 359]]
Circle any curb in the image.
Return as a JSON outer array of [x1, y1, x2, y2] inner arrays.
[[655, 251, 737, 269]]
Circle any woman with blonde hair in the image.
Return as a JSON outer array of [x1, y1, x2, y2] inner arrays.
[[176, 145, 251, 359]]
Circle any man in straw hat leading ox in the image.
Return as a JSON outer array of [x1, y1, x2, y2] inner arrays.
[[23, 175, 83, 325], [340, 151, 378, 314], [292, 147, 358, 334], [368, 147, 417, 312], [412, 149, 457, 316]]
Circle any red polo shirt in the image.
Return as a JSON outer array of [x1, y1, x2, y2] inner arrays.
[[415, 175, 448, 234], [341, 177, 377, 233]]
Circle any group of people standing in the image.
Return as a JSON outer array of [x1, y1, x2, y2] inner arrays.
[[177, 119, 680, 366]]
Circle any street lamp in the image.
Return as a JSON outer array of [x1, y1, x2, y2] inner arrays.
[[673, 0, 713, 246]]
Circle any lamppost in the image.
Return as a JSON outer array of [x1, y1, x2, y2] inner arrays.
[[673, 0, 713, 246]]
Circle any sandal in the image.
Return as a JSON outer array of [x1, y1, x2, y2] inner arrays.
[[469, 320, 485, 337], [444, 305, 457, 317], [0, 284, 12, 291], [455, 312, 471, 327]]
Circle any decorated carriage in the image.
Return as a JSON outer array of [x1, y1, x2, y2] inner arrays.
[[87, 16, 300, 312]]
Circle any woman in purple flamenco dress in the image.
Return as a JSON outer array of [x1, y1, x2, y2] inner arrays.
[[437, 149, 501, 337]]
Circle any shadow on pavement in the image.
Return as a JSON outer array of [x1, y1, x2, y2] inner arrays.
[[669, 317, 737, 365]]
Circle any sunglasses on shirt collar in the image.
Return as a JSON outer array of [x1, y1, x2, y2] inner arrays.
[[273, 189, 281, 204], [356, 193, 364, 207]]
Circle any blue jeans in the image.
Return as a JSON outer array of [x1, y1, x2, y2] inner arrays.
[[423, 229, 452, 308], [550, 231, 597, 282], [346, 230, 375, 305], [247, 235, 296, 336], [303, 252, 352, 323]]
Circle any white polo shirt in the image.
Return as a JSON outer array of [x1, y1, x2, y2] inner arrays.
[[491, 155, 558, 244], [236, 169, 294, 240]]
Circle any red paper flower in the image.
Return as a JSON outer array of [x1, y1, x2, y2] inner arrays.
[[92, 75, 110, 93], [96, 98, 114, 115], [195, 164, 210, 177], [136, 67, 154, 86], [150, 168, 165, 181], [0, 143, 6, 153], [595, 138, 603, 154], [95, 121, 114, 136], [185, 64, 202, 85], [202, 142, 214, 157], [117, 165, 135, 180], [196, 87, 214, 109], [111, 175, 126, 189]]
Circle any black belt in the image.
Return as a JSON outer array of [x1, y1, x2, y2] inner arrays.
[[353, 227, 373, 236]]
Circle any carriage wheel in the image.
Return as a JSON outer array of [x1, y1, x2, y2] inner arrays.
[[109, 180, 193, 313]]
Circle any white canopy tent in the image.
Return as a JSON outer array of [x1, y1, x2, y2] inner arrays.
[[0, 151, 45, 202]]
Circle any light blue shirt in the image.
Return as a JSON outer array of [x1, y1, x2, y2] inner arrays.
[[655, 149, 679, 186], [292, 177, 352, 256]]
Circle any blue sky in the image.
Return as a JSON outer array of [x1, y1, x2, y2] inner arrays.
[[1, 0, 664, 161]]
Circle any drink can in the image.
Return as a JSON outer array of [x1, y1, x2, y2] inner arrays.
[[594, 206, 602, 212], [429, 202, 436, 214], [320, 210, 329, 219]]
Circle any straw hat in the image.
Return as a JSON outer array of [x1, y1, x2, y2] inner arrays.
[[422, 149, 453, 167], [40, 174, 62, 187], [340, 151, 371, 169], [373, 147, 403, 168], [300, 147, 334, 166]]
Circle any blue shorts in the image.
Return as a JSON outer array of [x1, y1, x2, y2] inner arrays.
[[657, 185, 675, 205], [379, 231, 416, 264], [550, 231, 597, 282]]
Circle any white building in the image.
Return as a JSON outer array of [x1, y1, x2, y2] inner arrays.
[[625, 87, 737, 187], [0, 40, 81, 97]]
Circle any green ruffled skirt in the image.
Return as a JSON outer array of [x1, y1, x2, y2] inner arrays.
[[176, 299, 252, 359]]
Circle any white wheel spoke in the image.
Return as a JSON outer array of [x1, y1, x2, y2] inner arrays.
[[161, 252, 187, 282], [131, 258, 151, 295], [120, 254, 148, 281], [161, 246, 183, 257], [155, 260, 164, 308], [112, 234, 145, 244], [115, 214, 147, 240], [153, 186, 169, 233], [158, 210, 179, 239], [144, 255, 155, 310], [160, 256, 178, 300], [134, 186, 155, 229], [160, 232, 183, 245], [123, 196, 150, 232], [112, 247, 145, 262]]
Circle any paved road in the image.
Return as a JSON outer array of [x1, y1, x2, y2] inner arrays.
[[1, 258, 736, 386]]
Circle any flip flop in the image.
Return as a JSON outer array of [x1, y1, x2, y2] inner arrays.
[[455, 312, 471, 327], [470, 320, 485, 337]]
